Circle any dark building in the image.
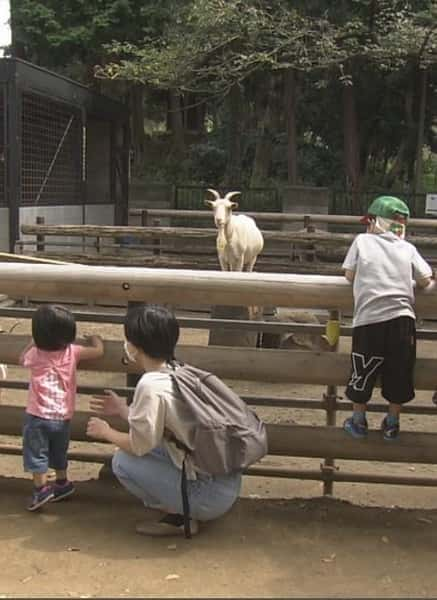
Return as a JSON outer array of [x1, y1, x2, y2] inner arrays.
[[0, 58, 129, 252]]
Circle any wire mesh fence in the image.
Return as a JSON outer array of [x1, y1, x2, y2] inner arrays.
[[21, 92, 83, 206]]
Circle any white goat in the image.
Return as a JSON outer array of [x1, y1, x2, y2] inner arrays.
[[205, 189, 264, 272]]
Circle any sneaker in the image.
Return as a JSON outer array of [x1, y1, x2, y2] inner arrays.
[[135, 513, 199, 537], [27, 485, 54, 511], [343, 416, 368, 439], [51, 480, 75, 502], [381, 417, 399, 441]]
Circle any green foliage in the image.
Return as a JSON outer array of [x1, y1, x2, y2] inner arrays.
[[9, 0, 437, 204]]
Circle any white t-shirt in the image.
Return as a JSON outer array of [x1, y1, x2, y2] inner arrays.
[[128, 370, 198, 478], [342, 232, 432, 327]]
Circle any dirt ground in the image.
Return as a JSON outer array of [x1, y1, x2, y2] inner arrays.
[[2, 312, 437, 598]]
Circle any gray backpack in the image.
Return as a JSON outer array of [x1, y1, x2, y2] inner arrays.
[[165, 362, 268, 537], [167, 362, 268, 474]]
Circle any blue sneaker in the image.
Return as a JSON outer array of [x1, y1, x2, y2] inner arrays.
[[51, 480, 75, 502], [27, 485, 54, 511], [381, 417, 399, 441], [343, 416, 368, 439]]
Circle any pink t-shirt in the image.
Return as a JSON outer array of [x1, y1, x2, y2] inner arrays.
[[21, 344, 82, 420]]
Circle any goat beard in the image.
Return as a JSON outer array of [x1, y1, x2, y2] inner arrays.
[[217, 227, 227, 251]]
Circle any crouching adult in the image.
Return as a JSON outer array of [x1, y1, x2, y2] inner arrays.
[[86, 304, 243, 537]]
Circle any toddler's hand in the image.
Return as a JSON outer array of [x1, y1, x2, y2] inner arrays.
[[84, 333, 103, 343], [87, 417, 111, 441]]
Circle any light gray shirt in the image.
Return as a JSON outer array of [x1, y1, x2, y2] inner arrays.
[[342, 232, 432, 327], [128, 370, 198, 478]]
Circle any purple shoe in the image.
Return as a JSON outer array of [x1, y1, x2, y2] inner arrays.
[[51, 480, 75, 502], [27, 485, 54, 511], [343, 416, 368, 439]]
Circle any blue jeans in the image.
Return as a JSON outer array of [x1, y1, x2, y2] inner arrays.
[[23, 414, 71, 473], [112, 447, 242, 522]]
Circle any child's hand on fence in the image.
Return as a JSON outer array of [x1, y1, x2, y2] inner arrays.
[[90, 389, 123, 417], [86, 417, 111, 441], [83, 333, 103, 345]]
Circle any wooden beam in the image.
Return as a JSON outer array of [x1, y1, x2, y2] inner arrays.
[[128, 209, 437, 230], [2, 335, 437, 387], [1, 405, 437, 464], [0, 252, 72, 265], [0, 263, 435, 315], [28, 252, 343, 275], [20, 224, 437, 247]]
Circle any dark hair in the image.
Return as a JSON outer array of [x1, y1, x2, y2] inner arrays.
[[124, 304, 179, 362], [32, 304, 76, 351]]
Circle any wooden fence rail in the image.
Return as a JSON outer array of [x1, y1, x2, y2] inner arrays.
[[1, 334, 437, 388], [20, 223, 437, 247], [129, 208, 437, 230], [0, 263, 436, 314], [1, 262, 437, 495]]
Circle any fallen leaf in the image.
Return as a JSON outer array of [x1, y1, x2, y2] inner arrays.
[[321, 553, 336, 563], [417, 517, 433, 524], [381, 536, 389, 544], [165, 574, 180, 581]]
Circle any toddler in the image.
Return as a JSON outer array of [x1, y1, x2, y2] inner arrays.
[[21, 305, 104, 510]]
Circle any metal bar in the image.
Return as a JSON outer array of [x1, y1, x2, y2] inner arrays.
[[1, 380, 436, 415], [7, 80, 21, 252], [246, 465, 437, 487], [1, 442, 437, 487], [35, 115, 74, 205], [0, 444, 110, 464], [1, 305, 437, 340]]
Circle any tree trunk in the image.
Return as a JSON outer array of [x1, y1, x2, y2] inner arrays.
[[342, 82, 361, 212], [285, 69, 298, 185], [251, 76, 274, 187], [412, 67, 427, 215], [168, 90, 185, 158], [223, 84, 243, 187], [184, 93, 206, 133], [384, 79, 415, 188], [129, 84, 146, 174]]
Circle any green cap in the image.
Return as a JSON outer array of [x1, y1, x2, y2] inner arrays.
[[367, 196, 410, 220]]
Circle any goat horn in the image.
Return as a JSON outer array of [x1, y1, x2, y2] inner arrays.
[[224, 191, 241, 202], [206, 188, 220, 200]]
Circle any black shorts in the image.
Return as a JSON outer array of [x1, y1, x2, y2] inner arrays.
[[345, 316, 416, 405]]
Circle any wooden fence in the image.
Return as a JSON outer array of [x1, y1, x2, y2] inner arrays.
[[16, 212, 437, 274], [1, 263, 437, 496]]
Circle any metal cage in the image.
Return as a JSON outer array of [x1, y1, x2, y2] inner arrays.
[[0, 58, 130, 252]]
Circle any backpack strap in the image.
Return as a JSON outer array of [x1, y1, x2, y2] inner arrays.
[[181, 457, 192, 539]]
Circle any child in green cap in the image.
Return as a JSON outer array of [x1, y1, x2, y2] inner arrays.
[[343, 196, 434, 440]]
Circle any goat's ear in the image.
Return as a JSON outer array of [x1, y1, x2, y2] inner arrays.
[[230, 202, 239, 210], [204, 199, 215, 208]]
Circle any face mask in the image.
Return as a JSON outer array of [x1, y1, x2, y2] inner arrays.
[[123, 340, 138, 363], [369, 216, 406, 239]]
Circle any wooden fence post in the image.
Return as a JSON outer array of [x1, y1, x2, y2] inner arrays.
[[152, 219, 161, 256], [321, 309, 340, 496], [36, 216, 45, 252], [141, 209, 149, 227]]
